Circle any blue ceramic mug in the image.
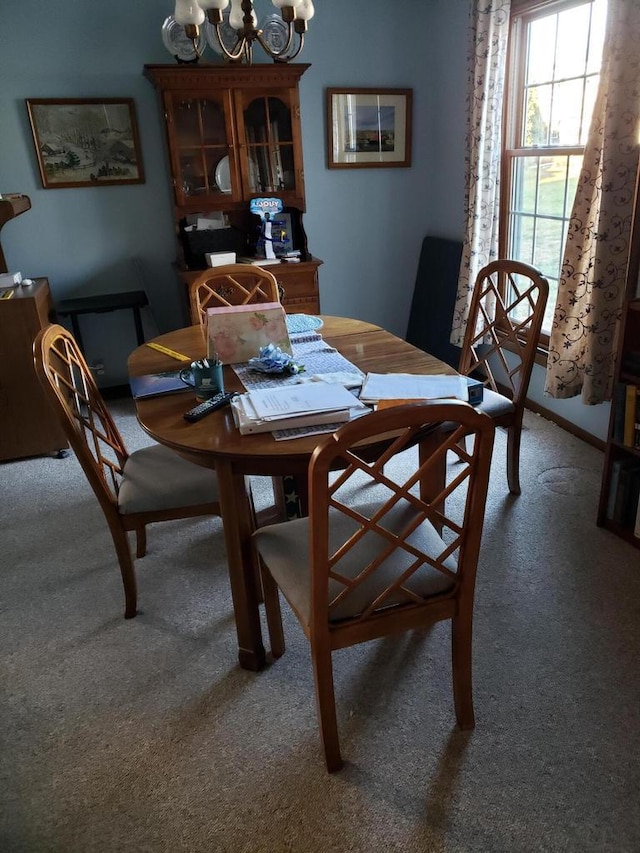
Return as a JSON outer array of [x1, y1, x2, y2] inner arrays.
[[179, 360, 224, 401]]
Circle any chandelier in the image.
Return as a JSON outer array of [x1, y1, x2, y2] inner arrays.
[[172, 0, 315, 64]]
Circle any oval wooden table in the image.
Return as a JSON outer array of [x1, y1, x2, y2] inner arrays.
[[128, 316, 457, 671]]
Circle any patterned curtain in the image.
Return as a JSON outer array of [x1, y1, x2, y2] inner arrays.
[[544, 0, 640, 404], [450, 0, 511, 347]]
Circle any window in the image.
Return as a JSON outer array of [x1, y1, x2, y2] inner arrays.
[[501, 0, 607, 340]]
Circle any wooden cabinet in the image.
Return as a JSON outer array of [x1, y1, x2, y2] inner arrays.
[[144, 63, 309, 214], [144, 63, 321, 315], [0, 278, 68, 461], [597, 171, 640, 548]]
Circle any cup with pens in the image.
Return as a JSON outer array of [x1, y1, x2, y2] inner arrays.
[[179, 354, 224, 401]]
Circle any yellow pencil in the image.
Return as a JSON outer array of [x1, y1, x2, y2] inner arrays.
[[145, 341, 191, 362]]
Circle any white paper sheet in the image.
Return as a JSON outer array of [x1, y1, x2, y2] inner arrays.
[[359, 373, 468, 402], [247, 382, 364, 420]]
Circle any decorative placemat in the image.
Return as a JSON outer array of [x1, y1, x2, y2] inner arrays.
[[285, 314, 324, 334]]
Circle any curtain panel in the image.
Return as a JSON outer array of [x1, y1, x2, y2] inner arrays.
[[450, 0, 511, 348], [544, 0, 640, 404]]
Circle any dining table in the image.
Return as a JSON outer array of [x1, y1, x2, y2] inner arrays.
[[128, 316, 458, 671]]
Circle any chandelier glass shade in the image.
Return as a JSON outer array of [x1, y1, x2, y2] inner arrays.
[[172, 0, 315, 64]]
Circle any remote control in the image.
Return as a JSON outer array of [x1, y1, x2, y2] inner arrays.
[[183, 392, 236, 422]]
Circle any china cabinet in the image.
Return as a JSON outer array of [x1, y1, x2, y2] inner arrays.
[[144, 63, 309, 214], [143, 62, 321, 316]]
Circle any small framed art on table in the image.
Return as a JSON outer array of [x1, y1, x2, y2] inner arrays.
[[26, 98, 145, 189], [326, 88, 412, 169]]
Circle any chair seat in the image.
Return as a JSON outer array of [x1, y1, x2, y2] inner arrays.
[[475, 388, 515, 418], [118, 444, 219, 514], [254, 499, 457, 626]]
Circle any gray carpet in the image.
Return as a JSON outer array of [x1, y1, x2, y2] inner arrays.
[[1, 402, 639, 853]]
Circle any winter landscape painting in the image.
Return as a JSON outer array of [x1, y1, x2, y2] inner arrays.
[[26, 98, 144, 189]]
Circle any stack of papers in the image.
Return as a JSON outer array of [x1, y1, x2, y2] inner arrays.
[[231, 382, 367, 435], [359, 373, 470, 403]]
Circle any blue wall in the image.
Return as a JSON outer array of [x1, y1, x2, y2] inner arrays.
[[0, 0, 609, 438]]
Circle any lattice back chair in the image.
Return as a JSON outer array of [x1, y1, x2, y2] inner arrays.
[[458, 259, 549, 495], [33, 324, 222, 619], [254, 400, 495, 772], [189, 264, 281, 327]]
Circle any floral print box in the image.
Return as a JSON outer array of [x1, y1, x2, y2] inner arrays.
[[206, 302, 292, 364]]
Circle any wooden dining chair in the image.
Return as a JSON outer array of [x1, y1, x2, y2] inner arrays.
[[254, 400, 496, 772], [189, 263, 288, 526], [33, 323, 224, 619], [189, 264, 281, 327], [458, 259, 549, 495]]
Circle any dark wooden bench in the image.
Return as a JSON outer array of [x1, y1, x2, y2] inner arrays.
[[54, 290, 148, 352]]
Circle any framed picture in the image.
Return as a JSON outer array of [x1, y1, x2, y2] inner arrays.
[[26, 98, 145, 189], [326, 88, 412, 169]]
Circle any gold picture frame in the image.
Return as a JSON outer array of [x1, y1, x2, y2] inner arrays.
[[326, 88, 413, 169], [26, 98, 145, 189]]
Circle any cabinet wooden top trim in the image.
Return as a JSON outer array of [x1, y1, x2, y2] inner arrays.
[[0, 195, 31, 228], [143, 63, 310, 90]]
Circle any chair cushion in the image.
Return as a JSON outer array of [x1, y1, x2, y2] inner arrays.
[[118, 444, 218, 514], [254, 500, 457, 626], [476, 388, 515, 417]]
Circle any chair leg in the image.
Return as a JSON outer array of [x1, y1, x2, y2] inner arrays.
[[260, 563, 285, 659], [111, 528, 138, 619], [506, 423, 522, 496], [451, 613, 475, 730], [311, 645, 343, 772], [135, 525, 147, 559]]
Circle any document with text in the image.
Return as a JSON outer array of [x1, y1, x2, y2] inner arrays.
[[359, 373, 468, 403]]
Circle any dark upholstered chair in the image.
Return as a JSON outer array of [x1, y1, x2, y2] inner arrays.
[[458, 259, 549, 495]]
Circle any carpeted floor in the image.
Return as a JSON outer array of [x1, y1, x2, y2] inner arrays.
[[1, 401, 639, 853]]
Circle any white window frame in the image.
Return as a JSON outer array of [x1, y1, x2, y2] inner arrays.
[[499, 0, 606, 351]]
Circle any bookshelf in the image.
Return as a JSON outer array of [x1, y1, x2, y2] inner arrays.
[[597, 169, 640, 547]]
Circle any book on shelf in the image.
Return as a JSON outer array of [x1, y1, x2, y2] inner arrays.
[[129, 371, 187, 399], [607, 457, 640, 526], [623, 384, 637, 446], [626, 467, 640, 529], [612, 382, 627, 443]]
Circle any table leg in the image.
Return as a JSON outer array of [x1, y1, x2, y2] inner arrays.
[[419, 434, 447, 534], [215, 459, 266, 671]]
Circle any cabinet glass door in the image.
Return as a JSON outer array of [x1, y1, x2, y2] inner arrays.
[[169, 94, 235, 205], [240, 95, 297, 197]]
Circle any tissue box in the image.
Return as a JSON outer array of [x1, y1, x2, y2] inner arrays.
[[205, 251, 237, 267], [182, 227, 247, 269], [0, 272, 22, 289]]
